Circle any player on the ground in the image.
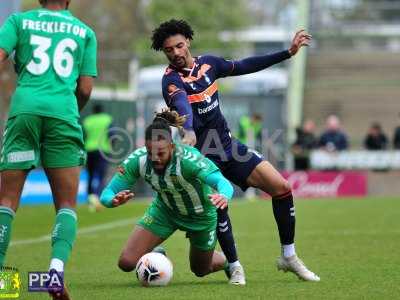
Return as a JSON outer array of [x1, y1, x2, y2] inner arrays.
[[151, 19, 319, 283], [0, 0, 97, 298], [100, 110, 233, 280]]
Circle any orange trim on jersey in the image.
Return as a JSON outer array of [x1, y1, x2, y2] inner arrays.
[[181, 64, 211, 83], [187, 81, 218, 104]]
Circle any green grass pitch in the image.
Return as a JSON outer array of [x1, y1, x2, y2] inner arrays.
[[7, 197, 400, 299]]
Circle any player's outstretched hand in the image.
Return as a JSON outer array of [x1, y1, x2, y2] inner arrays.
[[112, 190, 134, 207], [288, 29, 312, 56], [182, 129, 197, 146], [209, 194, 228, 210]]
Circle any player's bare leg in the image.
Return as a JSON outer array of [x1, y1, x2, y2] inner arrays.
[[0, 170, 27, 211], [45, 166, 81, 300], [0, 170, 28, 266], [247, 161, 320, 282], [45, 167, 80, 210], [118, 225, 165, 272], [189, 246, 226, 278]]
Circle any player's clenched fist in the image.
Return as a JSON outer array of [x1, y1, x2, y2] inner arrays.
[[112, 190, 134, 207]]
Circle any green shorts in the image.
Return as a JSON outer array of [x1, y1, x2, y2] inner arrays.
[[137, 201, 217, 251], [0, 114, 86, 171]]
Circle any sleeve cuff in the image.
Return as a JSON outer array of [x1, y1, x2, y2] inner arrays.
[[79, 71, 97, 77]]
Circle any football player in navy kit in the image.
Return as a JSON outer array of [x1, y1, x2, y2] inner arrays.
[[151, 19, 320, 284]]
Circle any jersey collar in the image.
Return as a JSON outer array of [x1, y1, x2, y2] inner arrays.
[[169, 57, 198, 77]]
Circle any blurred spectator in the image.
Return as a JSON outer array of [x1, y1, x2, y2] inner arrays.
[[319, 115, 348, 151], [364, 122, 388, 150], [393, 124, 400, 150], [83, 104, 113, 210], [237, 113, 263, 152], [237, 113, 263, 199], [292, 119, 318, 170]]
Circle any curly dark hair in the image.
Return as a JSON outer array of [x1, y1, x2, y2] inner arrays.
[[151, 19, 194, 51]]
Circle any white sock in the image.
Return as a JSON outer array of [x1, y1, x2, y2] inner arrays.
[[49, 258, 64, 273], [282, 244, 296, 258], [228, 260, 241, 271]]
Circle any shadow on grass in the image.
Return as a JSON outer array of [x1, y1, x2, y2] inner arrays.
[[166, 279, 227, 287], [75, 278, 228, 290]]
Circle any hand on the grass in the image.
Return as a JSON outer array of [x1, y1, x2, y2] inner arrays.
[[209, 194, 228, 210], [288, 29, 312, 56], [112, 190, 134, 207]]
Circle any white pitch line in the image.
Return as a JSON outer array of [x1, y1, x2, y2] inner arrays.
[[10, 218, 135, 247]]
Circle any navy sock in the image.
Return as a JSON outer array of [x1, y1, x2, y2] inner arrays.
[[272, 191, 296, 245], [216, 208, 238, 263]]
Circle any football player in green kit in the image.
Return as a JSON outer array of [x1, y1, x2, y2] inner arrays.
[[0, 0, 97, 299], [100, 110, 233, 279]]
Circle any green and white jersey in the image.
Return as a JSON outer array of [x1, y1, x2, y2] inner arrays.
[[0, 9, 97, 122], [119, 143, 219, 217]]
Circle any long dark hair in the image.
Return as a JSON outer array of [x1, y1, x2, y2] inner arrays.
[[145, 108, 187, 142]]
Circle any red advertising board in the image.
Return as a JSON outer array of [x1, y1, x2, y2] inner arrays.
[[279, 171, 368, 198]]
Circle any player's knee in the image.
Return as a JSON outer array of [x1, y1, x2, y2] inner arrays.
[[281, 180, 291, 194], [190, 265, 211, 277], [191, 269, 208, 277], [272, 179, 291, 197], [118, 256, 136, 272]]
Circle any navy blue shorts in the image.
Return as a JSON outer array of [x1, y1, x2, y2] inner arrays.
[[208, 140, 263, 191]]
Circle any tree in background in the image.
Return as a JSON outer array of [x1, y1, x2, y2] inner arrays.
[[22, 0, 143, 84], [20, 0, 252, 83], [313, 0, 400, 25], [135, 0, 252, 66], [72, 0, 145, 84]]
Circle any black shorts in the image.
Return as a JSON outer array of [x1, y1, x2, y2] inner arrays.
[[210, 140, 263, 191]]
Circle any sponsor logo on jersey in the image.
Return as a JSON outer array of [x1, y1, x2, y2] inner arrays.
[[198, 100, 219, 115]]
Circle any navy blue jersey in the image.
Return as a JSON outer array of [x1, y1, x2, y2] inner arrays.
[[161, 50, 291, 189], [161, 51, 291, 162], [162, 55, 235, 154]]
